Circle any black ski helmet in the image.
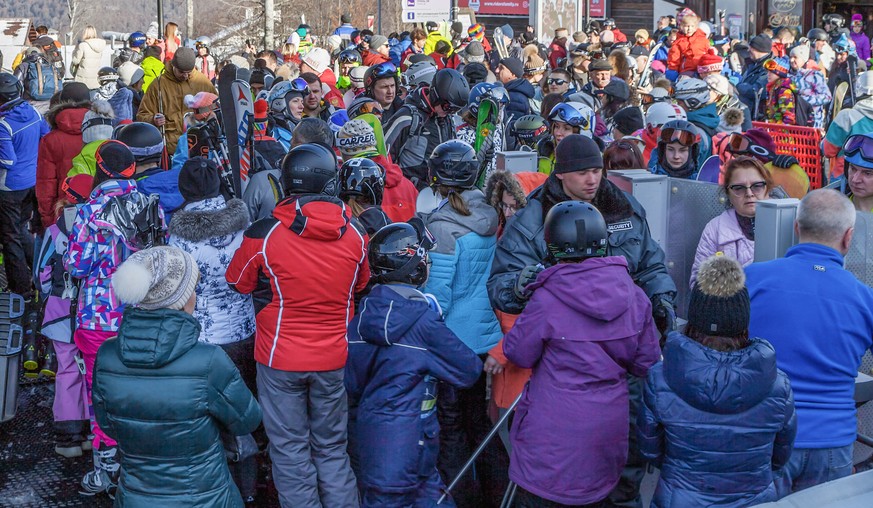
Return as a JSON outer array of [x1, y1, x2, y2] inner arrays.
[[428, 140, 478, 189], [112, 122, 164, 164], [428, 68, 470, 112], [368, 221, 433, 286], [512, 114, 549, 149], [824, 13, 845, 29], [98, 66, 120, 85], [806, 28, 828, 41], [0, 73, 22, 104], [339, 49, 362, 65], [544, 201, 608, 261], [280, 143, 338, 196], [339, 158, 385, 205]]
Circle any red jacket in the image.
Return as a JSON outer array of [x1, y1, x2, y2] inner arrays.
[[612, 28, 628, 43], [363, 50, 391, 67], [318, 68, 346, 109], [432, 53, 461, 70], [226, 195, 370, 371], [667, 29, 710, 74], [372, 154, 418, 222], [36, 105, 88, 228], [549, 39, 567, 70]]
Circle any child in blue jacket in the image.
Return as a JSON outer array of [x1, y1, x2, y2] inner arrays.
[[345, 221, 482, 507]]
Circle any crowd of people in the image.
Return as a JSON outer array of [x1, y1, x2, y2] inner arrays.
[[1, 7, 873, 508]]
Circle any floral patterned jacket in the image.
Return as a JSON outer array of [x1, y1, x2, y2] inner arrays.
[[168, 197, 255, 345], [791, 66, 832, 129]]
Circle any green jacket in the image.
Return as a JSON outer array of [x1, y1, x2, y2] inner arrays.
[[93, 307, 261, 507], [67, 140, 102, 178], [141, 56, 164, 93]]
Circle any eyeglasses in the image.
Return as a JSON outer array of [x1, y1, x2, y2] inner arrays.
[[547, 78, 568, 85], [499, 201, 518, 213], [728, 181, 767, 197], [659, 127, 698, 146], [844, 134, 873, 160]]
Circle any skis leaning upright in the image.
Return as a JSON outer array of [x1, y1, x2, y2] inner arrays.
[[217, 64, 254, 197], [637, 43, 662, 90], [493, 27, 510, 60]]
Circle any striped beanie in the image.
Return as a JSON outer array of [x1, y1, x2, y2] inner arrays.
[[468, 24, 485, 40]]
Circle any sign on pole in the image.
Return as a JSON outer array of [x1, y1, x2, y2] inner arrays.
[[402, 0, 452, 23]]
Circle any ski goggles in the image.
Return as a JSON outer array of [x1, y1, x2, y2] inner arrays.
[[844, 134, 873, 161], [548, 103, 590, 129], [515, 123, 549, 141], [370, 62, 397, 80], [659, 127, 698, 146], [547, 78, 568, 86], [727, 133, 771, 157], [288, 78, 311, 97], [641, 92, 671, 105]]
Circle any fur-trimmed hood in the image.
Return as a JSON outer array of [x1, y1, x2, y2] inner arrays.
[[485, 170, 528, 210], [168, 198, 250, 246], [45, 100, 90, 130]]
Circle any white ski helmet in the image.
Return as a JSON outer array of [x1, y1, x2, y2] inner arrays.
[[856, 71, 873, 98], [645, 102, 687, 128], [565, 101, 597, 138], [267, 80, 295, 114], [673, 77, 711, 110], [404, 60, 438, 88]]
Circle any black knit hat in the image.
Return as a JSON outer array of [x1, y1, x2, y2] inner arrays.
[[499, 57, 524, 78], [178, 157, 222, 204], [687, 255, 750, 337], [554, 134, 603, 174], [613, 107, 644, 135]]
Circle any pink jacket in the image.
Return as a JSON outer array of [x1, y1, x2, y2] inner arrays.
[[690, 209, 755, 287]]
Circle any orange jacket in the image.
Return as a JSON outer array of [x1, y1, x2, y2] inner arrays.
[[667, 29, 710, 74]]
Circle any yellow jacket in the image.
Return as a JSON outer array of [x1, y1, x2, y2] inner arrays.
[[424, 30, 453, 56]]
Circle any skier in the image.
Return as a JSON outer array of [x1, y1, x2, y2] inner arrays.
[[266, 78, 310, 150]]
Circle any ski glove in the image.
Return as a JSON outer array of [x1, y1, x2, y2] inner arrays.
[[651, 295, 676, 337], [514, 264, 545, 301], [771, 154, 799, 169]]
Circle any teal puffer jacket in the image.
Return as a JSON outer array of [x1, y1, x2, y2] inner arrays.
[[421, 189, 502, 354], [93, 307, 262, 507]]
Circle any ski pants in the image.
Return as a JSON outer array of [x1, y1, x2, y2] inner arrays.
[[0, 188, 35, 298], [52, 339, 89, 435], [361, 468, 454, 507], [257, 364, 359, 508], [73, 328, 117, 449]]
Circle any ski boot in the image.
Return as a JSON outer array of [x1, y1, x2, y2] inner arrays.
[[80, 444, 120, 498], [21, 299, 41, 378], [40, 339, 57, 378], [55, 433, 84, 458]]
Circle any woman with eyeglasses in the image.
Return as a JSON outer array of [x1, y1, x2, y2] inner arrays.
[[650, 120, 701, 179], [690, 156, 773, 286], [418, 140, 506, 505]]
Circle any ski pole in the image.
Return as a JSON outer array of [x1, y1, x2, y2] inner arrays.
[[437, 390, 524, 505], [499, 481, 518, 508]]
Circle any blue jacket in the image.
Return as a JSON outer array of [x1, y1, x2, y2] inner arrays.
[[737, 54, 771, 113], [746, 243, 873, 448], [346, 284, 482, 493], [390, 37, 411, 67], [333, 23, 356, 39], [504, 78, 535, 122], [421, 189, 502, 354], [0, 99, 49, 191], [137, 166, 184, 221], [639, 332, 796, 508]]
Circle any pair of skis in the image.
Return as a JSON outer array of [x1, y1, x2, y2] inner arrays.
[[214, 64, 255, 198]]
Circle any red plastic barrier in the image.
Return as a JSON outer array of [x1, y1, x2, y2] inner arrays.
[[751, 122, 824, 189]]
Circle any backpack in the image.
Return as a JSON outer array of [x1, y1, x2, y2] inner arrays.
[[792, 89, 813, 127], [98, 193, 166, 251], [24, 55, 61, 101]]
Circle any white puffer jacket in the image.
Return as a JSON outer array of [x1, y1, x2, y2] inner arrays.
[[168, 197, 256, 345], [72, 38, 107, 89]]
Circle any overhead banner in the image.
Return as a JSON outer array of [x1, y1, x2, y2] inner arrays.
[[403, 0, 452, 23], [457, 0, 530, 17]]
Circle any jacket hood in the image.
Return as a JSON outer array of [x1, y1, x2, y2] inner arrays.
[[405, 87, 431, 113], [116, 307, 202, 368], [423, 188, 498, 237], [46, 101, 89, 131], [485, 170, 528, 209], [529, 257, 635, 321], [168, 197, 250, 246], [272, 195, 354, 241], [854, 97, 873, 116], [355, 284, 431, 346], [371, 154, 403, 188], [0, 100, 39, 123], [506, 78, 536, 99], [688, 102, 721, 130], [85, 38, 106, 52], [663, 332, 778, 414]]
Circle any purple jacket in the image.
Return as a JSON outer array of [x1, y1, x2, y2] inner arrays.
[[503, 256, 661, 505], [851, 31, 871, 62], [690, 209, 754, 287]]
